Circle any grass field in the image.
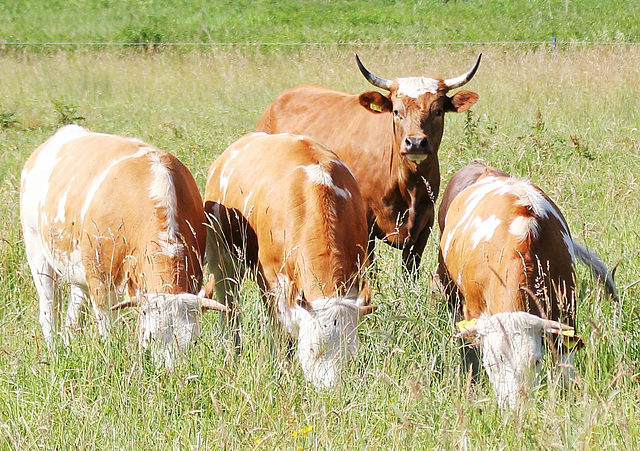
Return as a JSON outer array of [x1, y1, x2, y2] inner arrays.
[[2, 0, 639, 45], [1, 5, 640, 447]]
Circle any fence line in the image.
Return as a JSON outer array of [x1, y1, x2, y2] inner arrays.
[[1, 40, 639, 47]]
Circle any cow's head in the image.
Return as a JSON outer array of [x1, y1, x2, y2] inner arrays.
[[112, 292, 228, 367], [356, 54, 481, 164], [458, 311, 581, 409], [276, 275, 375, 388]]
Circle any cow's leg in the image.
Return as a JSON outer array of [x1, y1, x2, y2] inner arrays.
[[30, 259, 59, 348], [88, 283, 114, 338], [206, 227, 244, 353], [63, 284, 86, 345], [402, 227, 431, 277], [437, 250, 482, 381]]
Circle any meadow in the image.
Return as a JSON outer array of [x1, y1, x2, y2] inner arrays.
[[1, 2, 640, 447]]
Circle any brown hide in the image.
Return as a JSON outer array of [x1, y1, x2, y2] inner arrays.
[[203, 133, 368, 305], [438, 163, 577, 326], [25, 130, 206, 308], [256, 59, 479, 273]]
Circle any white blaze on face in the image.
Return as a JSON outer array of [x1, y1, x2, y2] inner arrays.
[[396, 77, 440, 98], [138, 293, 202, 368], [474, 312, 545, 409], [274, 274, 363, 388]]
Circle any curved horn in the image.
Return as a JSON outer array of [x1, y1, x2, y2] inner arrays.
[[443, 53, 482, 90], [355, 54, 393, 91], [200, 297, 230, 313], [111, 296, 142, 310]]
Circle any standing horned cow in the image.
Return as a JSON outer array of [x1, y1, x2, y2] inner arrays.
[[257, 54, 482, 274]]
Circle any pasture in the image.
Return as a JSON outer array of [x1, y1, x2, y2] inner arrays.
[[1, 45, 639, 448]]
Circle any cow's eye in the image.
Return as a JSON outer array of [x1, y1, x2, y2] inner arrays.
[[393, 109, 400, 118], [435, 108, 443, 117]]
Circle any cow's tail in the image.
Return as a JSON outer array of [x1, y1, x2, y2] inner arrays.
[[572, 240, 619, 303]]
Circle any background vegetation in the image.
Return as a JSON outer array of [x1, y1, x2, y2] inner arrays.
[[1, 1, 639, 449], [1, 0, 639, 45]]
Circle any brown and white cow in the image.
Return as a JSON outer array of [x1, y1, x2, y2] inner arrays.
[[438, 162, 618, 408], [204, 133, 373, 388], [256, 54, 481, 274], [20, 125, 227, 366]]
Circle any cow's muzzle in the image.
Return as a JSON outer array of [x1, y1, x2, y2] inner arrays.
[[402, 137, 430, 162]]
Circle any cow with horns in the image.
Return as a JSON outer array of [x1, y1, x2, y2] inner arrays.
[[257, 54, 481, 275], [438, 162, 618, 408], [203, 133, 374, 388], [20, 125, 228, 366]]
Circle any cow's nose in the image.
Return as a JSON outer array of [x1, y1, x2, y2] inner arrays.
[[404, 136, 429, 153]]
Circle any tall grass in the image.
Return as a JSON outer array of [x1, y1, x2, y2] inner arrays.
[[1, 46, 639, 448]]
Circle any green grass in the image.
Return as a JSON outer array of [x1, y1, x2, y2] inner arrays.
[[1, 45, 639, 448], [1, 0, 639, 44]]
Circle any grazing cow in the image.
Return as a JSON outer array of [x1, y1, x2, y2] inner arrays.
[[257, 54, 481, 274], [204, 133, 374, 388], [20, 125, 227, 366], [438, 162, 618, 408]]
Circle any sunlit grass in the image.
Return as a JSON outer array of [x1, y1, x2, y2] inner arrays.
[[0, 46, 638, 448]]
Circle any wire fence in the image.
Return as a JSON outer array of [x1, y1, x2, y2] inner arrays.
[[1, 40, 639, 47]]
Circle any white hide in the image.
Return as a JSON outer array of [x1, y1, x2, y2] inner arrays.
[[20, 126, 208, 367], [471, 312, 560, 409], [136, 293, 206, 368], [396, 77, 440, 97], [275, 274, 364, 388]]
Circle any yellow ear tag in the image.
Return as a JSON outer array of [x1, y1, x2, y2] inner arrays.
[[370, 103, 383, 113], [562, 336, 581, 350], [456, 318, 477, 332], [560, 329, 575, 337]]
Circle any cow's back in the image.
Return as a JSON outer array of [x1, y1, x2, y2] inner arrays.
[[21, 125, 206, 296], [257, 86, 393, 212], [204, 133, 368, 299], [440, 174, 576, 323]]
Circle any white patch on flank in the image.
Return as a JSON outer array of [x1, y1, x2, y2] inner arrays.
[[218, 163, 234, 200], [496, 179, 552, 220], [442, 178, 505, 259], [508, 216, 534, 241], [80, 146, 148, 222], [22, 125, 88, 213], [303, 164, 333, 185], [148, 150, 183, 258], [396, 76, 440, 98], [301, 164, 352, 199], [470, 215, 502, 249], [53, 185, 72, 224]]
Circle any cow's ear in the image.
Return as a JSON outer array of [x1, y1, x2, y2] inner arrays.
[[359, 91, 392, 114], [358, 280, 377, 315], [446, 90, 479, 113]]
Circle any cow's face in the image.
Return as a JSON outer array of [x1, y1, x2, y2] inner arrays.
[[356, 54, 481, 165], [276, 275, 372, 388], [294, 295, 364, 388], [136, 293, 202, 367], [112, 293, 228, 368], [460, 312, 575, 409]]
